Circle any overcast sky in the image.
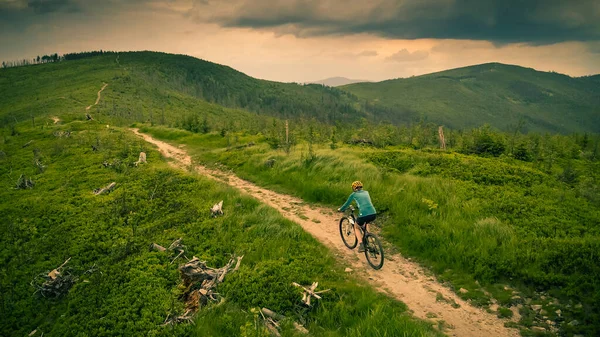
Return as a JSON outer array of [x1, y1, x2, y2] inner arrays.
[[1, 0, 599, 82]]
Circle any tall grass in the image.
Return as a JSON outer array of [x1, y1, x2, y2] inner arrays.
[[149, 128, 600, 336], [0, 122, 442, 337]]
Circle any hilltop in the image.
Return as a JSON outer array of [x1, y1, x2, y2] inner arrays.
[[342, 62, 600, 133]]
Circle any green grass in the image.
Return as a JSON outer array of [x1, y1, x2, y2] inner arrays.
[[2, 50, 599, 337], [141, 127, 600, 336], [0, 120, 442, 337]]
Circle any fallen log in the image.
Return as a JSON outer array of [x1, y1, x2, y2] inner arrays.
[[93, 182, 116, 195], [261, 308, 285, 320], [260, 307, 309, 335], [149, 243, 166, 252]]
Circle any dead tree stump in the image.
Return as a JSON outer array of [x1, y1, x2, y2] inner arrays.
[[135, 152, 147, 166], [210, 200, 224, 217], [163, 255, 243, 326]]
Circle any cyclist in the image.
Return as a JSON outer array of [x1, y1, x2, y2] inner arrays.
[[338, 181, 376, 252]]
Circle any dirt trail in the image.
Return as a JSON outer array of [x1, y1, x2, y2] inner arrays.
[[86, 83, 108, 110], [131, 128, 520, 337]]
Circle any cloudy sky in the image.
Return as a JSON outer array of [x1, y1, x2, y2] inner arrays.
[[1, 0, 599, 82]]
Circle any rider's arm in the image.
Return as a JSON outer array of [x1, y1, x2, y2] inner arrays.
[[338, 192, 355, 211]]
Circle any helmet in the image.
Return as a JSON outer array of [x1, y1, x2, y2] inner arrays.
[[351, 181, 363, 191]]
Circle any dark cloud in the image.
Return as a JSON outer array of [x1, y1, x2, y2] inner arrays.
[[188, 0, 600, 44], [0, 0, 155, 32], [386, 49, 429, 62]]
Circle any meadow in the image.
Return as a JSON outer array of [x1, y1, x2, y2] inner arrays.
[[0, 121, 442, 337], [139, 125, 600, 336], [2, 51, 599, 336]]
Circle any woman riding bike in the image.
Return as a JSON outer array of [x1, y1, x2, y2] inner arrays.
[[338, 181, 376, 252]]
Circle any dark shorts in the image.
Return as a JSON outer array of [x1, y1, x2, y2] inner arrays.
[[357, 214, 376, 227]]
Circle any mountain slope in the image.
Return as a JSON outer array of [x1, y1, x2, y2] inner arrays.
[[1, 52, 598, 135], [0, 51, 366, 127], [342, 63, 600, 133]]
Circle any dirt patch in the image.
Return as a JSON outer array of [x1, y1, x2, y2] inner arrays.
[[131, 128, 520, 337]]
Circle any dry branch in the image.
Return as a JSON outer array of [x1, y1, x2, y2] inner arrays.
[[261, 308, 285, 320], [292, 282, 331, 306], [15, 174, 35, 189], [149, 243, 166, 252], [260, 308, 309, 335], [93, 182, 116, 195], [168, 238, 185, 253], [31, 257, 77, 298]]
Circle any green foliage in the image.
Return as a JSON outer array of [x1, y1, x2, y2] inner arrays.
[[0, 120, 442, 336], [497, 307, 513, 319], [462, 125, 506, 157], [2, 50, 599, 336], [169, 130, 600, 336]]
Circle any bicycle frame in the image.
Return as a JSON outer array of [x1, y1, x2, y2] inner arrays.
[[340, 205, 384, 269]]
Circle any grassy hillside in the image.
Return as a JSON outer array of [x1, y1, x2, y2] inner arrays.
[[0, 121, 443, 337], [0, 51, 366, 127], [139, 125, 600, 336], [3, 52, 598, 136], [342, 63, 600, 133]]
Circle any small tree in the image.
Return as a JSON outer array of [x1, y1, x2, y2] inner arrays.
[[467, 125, 506, 157]]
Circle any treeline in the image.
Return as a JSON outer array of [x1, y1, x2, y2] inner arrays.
[[1, 53, 60, 68], [63, 50, 114, 61], [1, 50, 114, 69], [173, 108, 599, 168]]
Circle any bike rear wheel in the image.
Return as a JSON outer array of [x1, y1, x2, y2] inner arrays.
[[339, 217, 358, 249], [364, 233, 384, 270]]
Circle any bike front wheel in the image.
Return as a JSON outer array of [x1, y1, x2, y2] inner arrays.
[[364, 233, 384, 270], [339, 217, 358, 249]]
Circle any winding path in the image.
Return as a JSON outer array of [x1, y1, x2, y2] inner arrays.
[[86, 83, 108, 110], [131, 128, 520, 337]]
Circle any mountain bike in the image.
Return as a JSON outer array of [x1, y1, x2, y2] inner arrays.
[[339, 206, 384, 270]]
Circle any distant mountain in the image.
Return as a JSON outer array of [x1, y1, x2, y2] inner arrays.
[[342, 63, 600, 133], [1, 52, 598, 134], [310, 77, 369, 87]]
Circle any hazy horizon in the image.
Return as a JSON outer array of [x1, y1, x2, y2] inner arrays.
[[1, 0, 599, 82]]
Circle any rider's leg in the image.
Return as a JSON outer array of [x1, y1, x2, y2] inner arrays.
[[354, 224, 364, 244]]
